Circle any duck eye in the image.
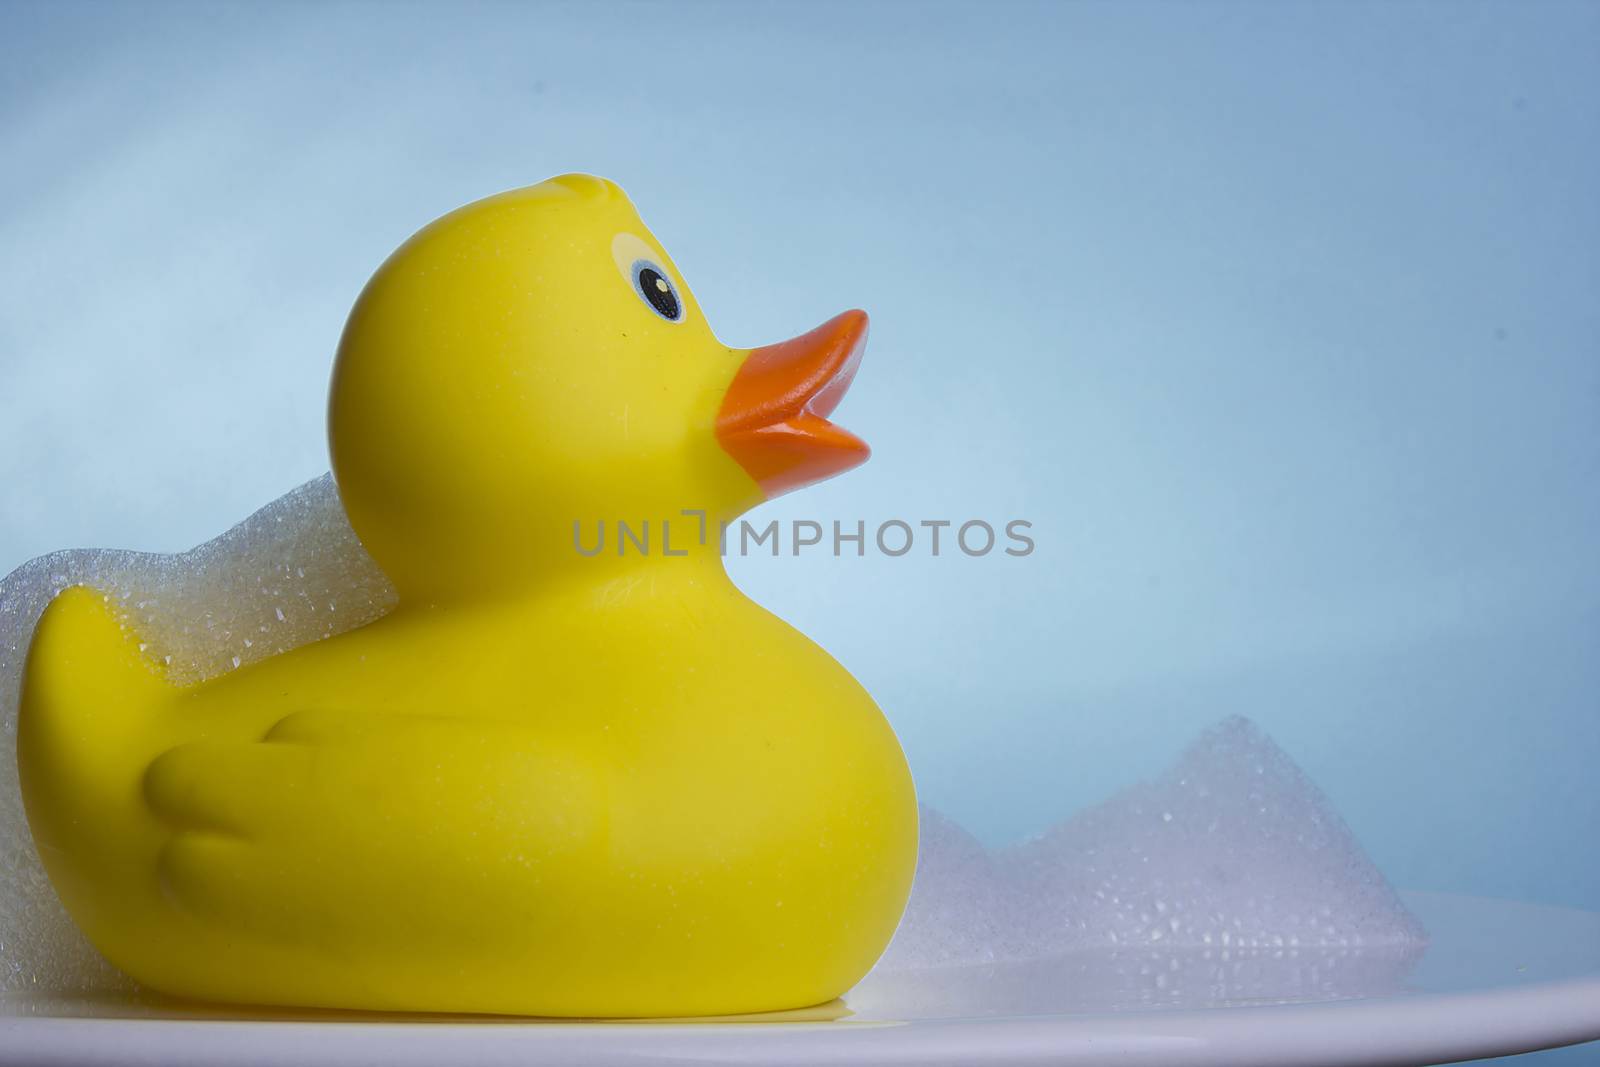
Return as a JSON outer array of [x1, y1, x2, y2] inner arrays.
[[631, 260, 682, 322]]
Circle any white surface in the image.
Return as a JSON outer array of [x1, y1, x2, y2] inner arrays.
[[1, 892, 1595, 1066]]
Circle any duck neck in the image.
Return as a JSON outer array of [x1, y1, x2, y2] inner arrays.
[[562, 526, 736, 596], [393, 515, 740, 610], [565, 512, 735, 572]]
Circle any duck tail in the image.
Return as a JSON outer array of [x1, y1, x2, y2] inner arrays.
[[17, 586, 179, 863]]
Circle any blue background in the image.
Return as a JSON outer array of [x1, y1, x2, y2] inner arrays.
[[2, 2, 1596, 1061]]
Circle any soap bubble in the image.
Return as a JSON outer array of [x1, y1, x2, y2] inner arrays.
[[1002, 716, 1427, 956], [876, 716, 1427, 994], [877, 807, 1012, 968]]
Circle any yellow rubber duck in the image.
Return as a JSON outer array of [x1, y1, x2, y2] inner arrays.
[[17, 174, 918, 1017]]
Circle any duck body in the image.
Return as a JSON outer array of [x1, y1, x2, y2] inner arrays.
[[18, 175, 917, 1016], [24, 561, 911, 1016]]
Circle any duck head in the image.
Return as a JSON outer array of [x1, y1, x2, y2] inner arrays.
[[329, 174, 869, 599]]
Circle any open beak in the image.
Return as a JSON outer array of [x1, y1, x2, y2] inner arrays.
[[716, 310, 871, 498]]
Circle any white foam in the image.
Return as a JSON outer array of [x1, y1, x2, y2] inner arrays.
[[0, 474, 394, 995], [878, 808, 1012, 967], [877, 716, 1426, 973]]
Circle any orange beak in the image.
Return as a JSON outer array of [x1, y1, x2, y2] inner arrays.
[[716, 310, 871, 498]]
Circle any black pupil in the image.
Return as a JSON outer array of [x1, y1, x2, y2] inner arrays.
[[637, 267, 680, 321]]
